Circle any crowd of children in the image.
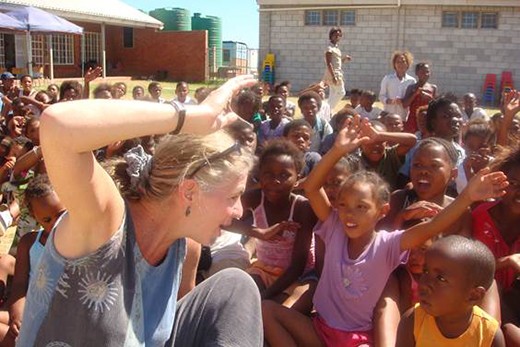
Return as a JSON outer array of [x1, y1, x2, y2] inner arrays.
[[0, 42, 519, 346]]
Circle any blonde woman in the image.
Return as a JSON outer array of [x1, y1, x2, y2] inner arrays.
[[18, 76, 263, 347]]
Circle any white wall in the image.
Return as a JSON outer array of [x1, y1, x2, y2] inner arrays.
[[259, 5, 520, 99]]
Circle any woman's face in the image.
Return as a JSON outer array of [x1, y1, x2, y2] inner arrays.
[[394, 55, 409, 75], [192, 173, 248, 245], [411, 144, 455, 200], [330, 31, 342, 44]]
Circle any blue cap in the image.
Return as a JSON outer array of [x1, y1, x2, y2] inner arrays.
[[0, 72, 15, 80]]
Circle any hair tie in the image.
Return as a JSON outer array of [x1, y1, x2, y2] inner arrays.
[[124, 145, 152, 191]]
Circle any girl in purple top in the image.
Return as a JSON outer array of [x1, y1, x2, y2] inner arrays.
[[262, 115, 509, 347]]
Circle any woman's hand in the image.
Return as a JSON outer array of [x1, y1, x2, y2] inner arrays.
[[463, 168, 509, 202], [186, 75, 257, 134]]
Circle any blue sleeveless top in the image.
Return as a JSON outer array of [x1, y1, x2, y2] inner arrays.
[[29, 229, 45, 280], [18, 207, 186, 347]]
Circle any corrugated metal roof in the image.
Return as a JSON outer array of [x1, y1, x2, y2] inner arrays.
[[0, 0, 163, 29]]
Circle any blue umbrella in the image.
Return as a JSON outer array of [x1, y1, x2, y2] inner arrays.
[[0, 12, 25, 32], [4, 6, 84, 77], [4, 6, 83, 34]]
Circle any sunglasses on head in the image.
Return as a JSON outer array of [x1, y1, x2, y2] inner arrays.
[[187, 141, 242, 179]]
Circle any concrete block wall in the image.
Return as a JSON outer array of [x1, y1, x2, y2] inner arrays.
[[259, 5, 520, 99]]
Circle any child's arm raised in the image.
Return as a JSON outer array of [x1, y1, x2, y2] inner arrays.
[[303, 115, 370, 222], [360, 121, 417, 157], [400, 168, 508, 251], [497, 90, 520, 146]]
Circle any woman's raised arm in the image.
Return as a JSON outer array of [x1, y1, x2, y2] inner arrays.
[[41, 75, 257, 257]]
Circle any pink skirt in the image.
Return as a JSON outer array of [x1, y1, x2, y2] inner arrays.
[[312, 315, 373, 347]]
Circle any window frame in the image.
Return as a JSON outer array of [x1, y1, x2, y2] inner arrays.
[[340, 10, 356, 26], [0, 34, 4, 69], [323, 10, 339, 26], [52, 34, 74, 65], [304, 10, 321, 26], [461, 11, 479, 29], [84, 32, 101, 63], [441, 11, 460, 28], [123, 27, 134, 48], [480, 12, 498, 29]]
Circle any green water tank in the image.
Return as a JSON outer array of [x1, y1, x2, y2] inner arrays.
[[192, 13, 222, 71], [149, 8, 191, 31]]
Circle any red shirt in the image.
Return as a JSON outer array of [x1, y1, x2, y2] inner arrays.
[[472, 201, 520, 290]]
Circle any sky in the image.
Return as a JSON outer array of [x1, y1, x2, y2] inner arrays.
[[122, 0, 260, 48]]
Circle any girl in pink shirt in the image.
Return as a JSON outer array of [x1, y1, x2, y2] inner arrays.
[[241, 139, 317, 303], [262, 115, 508, 347]]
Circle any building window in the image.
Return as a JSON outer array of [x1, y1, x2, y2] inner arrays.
[[340, 10, 356, 26], [85, 32, 100, 63], [461, 12, 479, 29], [0, 34, 4, 68], [223, 49, 231, 64], [123, 27, 134, 48], [52, 34, 74, 65], [481, 12, 498, 29], [31, 35, 45, 66], [323, 10, 338, 26], [442, 12, 459, 28], [304, 10, 321, 26]]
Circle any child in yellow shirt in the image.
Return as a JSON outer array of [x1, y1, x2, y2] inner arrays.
[[396, 235, 505, 346]]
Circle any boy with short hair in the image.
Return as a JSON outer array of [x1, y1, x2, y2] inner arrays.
[[462, 93, 489, 123], [396, 235, 505, 347], [297, 91, 333, 152], [355, 90, 383, 120], [173, 81, 197, 105]]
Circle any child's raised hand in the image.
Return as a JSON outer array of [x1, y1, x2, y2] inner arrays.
[[333, 114, 371, 153], [504, 89, 520, 117], [254, 221, 300, 241], [399, 201, 442, 222], [497, 253, 520, 273], [359, 120, 381, 144], [84, 66, 103, 84], [463, 167, 509, 202]]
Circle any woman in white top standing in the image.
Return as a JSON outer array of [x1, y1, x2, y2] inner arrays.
[[379, 51, 416, 119], [323, 27, 351, 111]]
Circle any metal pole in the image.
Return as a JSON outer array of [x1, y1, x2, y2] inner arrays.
[[48, 35, 54, 80], [81, 33, 85, 77], [26, 31, 33, 76], [101, 23, 106, 78]]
